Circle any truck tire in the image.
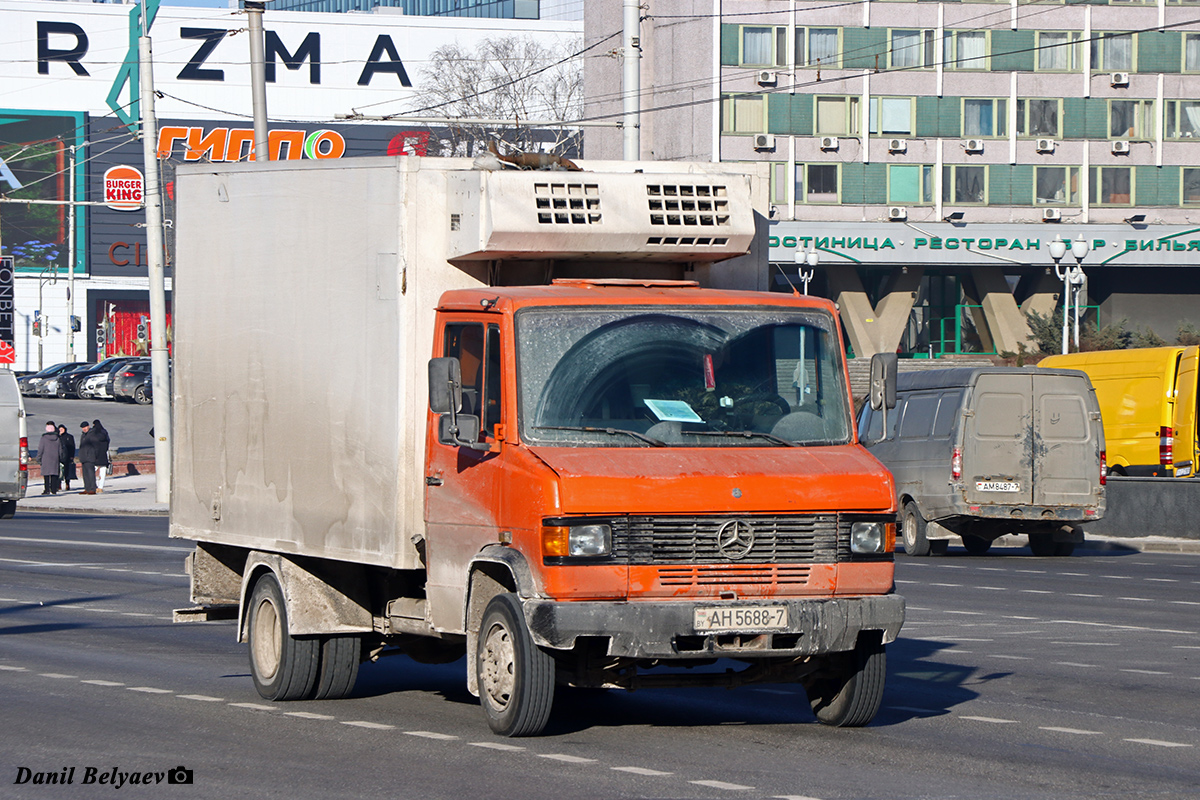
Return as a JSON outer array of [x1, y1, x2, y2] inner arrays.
[[247, 574, 320, 701], [311, 634, 361, 700], [901, 501, 931, 557], [806, 631, 886, 728], [477, 593, 555, 737], [0, 500, 15, 519]]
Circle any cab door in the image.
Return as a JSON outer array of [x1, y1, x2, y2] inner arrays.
[[962, 373, 1034, 505], [424, 318, 507, 633], [1172, 346, 1200, 477]]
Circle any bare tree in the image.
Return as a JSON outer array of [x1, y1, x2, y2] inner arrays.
[[411, 35, 583, 158]]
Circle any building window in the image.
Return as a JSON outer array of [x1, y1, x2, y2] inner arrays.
[[1089, 166, 1133, 206], [1110, 100, 1154, 139], [943, 165, 986, 204], [1035, 166, 1079, 205], [1184, 168, 1200, 204], [721, 94, 767, 134], [1186, 34, 1200, 72], [815, 96, 860, 135], [1091, 33, 1135, 72], [804, 164, 840, 203], [1037, 31, 1084, 71], [888, 165, 934, 205], [890, 29, 936, 69], [742, 25, 787, 66], [1016, 99, 1061, 137], [868, 97, 913, 135], [1166, 101, 1200, 138], [943, 31, 988, 70], [963, 98, 1007, 137], [798, 27, 839, 68]]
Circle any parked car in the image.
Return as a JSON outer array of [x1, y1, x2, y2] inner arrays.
[[36, 363, 93, 397], [78, 372, 112, 399], [18, 362, 87, 396], [56, 357, 143, 398], [857, 366, 1106, 557], [112, 361, 154, 402], [138, 373, 152, 405]]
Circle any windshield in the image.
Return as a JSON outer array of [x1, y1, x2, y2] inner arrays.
[[517, 305, 852, 447]]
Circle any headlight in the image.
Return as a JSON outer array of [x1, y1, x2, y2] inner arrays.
[[542, 523, 612, 558], [850, 521, 887, 554]]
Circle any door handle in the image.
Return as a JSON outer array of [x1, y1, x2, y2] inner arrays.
[[425, 476, 443, 486]]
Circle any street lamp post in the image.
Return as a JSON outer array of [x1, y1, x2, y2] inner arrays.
[[1048, 235, 1090, 355]]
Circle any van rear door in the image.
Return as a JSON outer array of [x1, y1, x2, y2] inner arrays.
[[1033, 372, 1101, 506], [1172, 346, 1200, 477], [963, 373, 1034, 505]]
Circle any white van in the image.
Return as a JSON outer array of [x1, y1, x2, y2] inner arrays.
[[0, 370, 28, 516]]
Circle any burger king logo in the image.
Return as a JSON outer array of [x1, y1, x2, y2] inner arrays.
[[104, 166, 144, 211]]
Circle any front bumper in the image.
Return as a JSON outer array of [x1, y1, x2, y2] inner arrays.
[[523, 594, 905, 659]]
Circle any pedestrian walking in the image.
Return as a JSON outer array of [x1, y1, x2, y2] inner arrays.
[[92, 419, 111, 492], [57, 424, 77, 491], [37, 421, 62, 495], [78, 421, 99, 494]]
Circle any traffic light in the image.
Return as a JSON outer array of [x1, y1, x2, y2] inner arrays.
[[137, 316, 148, 341], [95, 326, 105, 346], [32, 318, 41, 337]]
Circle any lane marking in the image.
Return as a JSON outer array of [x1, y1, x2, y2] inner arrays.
[[1174, 646, 1200, 650], [1066, 594, 1102, 599], [929, 583, 962, 588], [1051, 642, 1119, 647], [1146, 578, 1179, 583], [1019, 590, 1054, 595], [403, 731, 458, 740], [539, 754, 597, 764], [612, 767, 673, 776], [228, 702, 275, 711], [1042, 620, 1195, 636], [1002, 615, 1039, 620], [39, 673, 77, 679], [988, 655, 1032, 661], [81, 679, 124, 686], [342, 721, 395, 730], [128, 687, 172, 694], [690, 779, 753, 791], [284, 711, 335, 720], [177, 694, 224, 702], [1170, 601, 1200, 607], [1016, 570, 1048, 574], [960, 716, 1019, 724], [1124, 739, 1193, 748], [1117, 597, 1155, 603], [0, 536, 188, 554], [976, 587, 1008, 592], [1119, 669, 1170, 676], [773, 796, 825, 800], [944, 610, 985, 616], [1054, 662, 1097, 668], [469, 742, 525, 752], [1039, 726, 1102, 736]]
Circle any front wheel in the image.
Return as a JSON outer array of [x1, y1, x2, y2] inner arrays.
[[246, 574, 320, 701], [477, 593, 555, 737], [805, 631, 886, 727]]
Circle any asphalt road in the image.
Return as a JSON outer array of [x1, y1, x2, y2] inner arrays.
[[1, 517, 1197, 800]]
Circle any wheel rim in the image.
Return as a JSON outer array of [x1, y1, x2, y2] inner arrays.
[[480, 621, 516, 711], [251, 597, 282, 681], [902, 512, 917, 549]]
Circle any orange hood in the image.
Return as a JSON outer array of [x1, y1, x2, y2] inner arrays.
[[528, 445, 894, 516]]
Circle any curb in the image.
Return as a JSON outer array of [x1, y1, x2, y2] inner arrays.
[[21, 506, 168, 517]]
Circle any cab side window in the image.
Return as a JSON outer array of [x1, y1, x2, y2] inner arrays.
[[443, 322, 503, 440]]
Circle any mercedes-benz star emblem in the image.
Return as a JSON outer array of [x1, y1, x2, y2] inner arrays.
[[716, 519, 755, 560]]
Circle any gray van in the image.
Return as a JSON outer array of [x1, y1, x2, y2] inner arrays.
[[857, 367, 1106, 557], [0, 369, 27, 517]]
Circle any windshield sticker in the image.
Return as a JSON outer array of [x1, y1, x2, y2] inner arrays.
[[644, 399, 704, 423], [703, 354, 716, 391]]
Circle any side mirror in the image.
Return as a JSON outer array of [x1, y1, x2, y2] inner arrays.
[[439, 413, 482, 448], [869, 353, 898, 411], [428, 357, 462, 414]]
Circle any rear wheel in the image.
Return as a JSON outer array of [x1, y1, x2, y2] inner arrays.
[[477, 593, 555, 737], [311, 634, 361, 700], [0, 499, 15, 519], [247, 574, 320, 701], [901, 501, 931, 557], [133, 385, 151, 405], [1029, 533, 1075, 557], [805, 631, 886, 727], [962, 535, 993, 556]]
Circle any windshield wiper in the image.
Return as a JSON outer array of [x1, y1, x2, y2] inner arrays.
[[687, 429, 800, 447], [534, 425, 666, 447]]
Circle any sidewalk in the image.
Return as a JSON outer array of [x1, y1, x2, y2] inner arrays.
[[19, 470, 168, 516]]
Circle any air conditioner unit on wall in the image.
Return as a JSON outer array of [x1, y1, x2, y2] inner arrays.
[[1036, 138, 1056, 154], [1111, 71, 1130, 87], [1112, 140, 1131, 155], [887, 206, 908, 221], [888, 138, 908, 153], [753, 133, 776, 151], [819, 135, 839, 151], [964, 139, 985, 153], [1042, 207, 1062, 221], [757, 70, 777, 86]]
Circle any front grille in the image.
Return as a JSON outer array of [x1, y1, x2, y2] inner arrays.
[[610, 515, 843, 565], [657, 565, 813, 586]]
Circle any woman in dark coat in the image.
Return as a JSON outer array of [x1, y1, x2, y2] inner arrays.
[[37, 421, 61, 495], [92, 419, 111, 493], [57, 424, 77, 491], [78, 421, 100, 494]]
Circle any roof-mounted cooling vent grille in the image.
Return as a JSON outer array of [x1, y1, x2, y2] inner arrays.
[[647, 184, 731, 228], [534, 182, 601, 225]]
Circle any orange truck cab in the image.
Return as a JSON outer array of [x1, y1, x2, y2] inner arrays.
[[170, 157, 903, 738]]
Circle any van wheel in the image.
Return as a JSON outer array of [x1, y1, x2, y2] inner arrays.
[[1029, 533, 1075, 557], [805, 631, 886, 727], [962, 535, 992, 556], [929, 540, 949, 555], [477, 593, 555, 737], [247, 574, 320, 701], [0, 500, 15, 519], [901, 501, 931, 557], [311, 634, 361, 700]]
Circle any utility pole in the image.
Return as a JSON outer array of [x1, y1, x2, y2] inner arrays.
[[622, 0, 641, 160], [67, 145, 76, 362], [139, 25, 171, 504], [246, 1, 270, 161]]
